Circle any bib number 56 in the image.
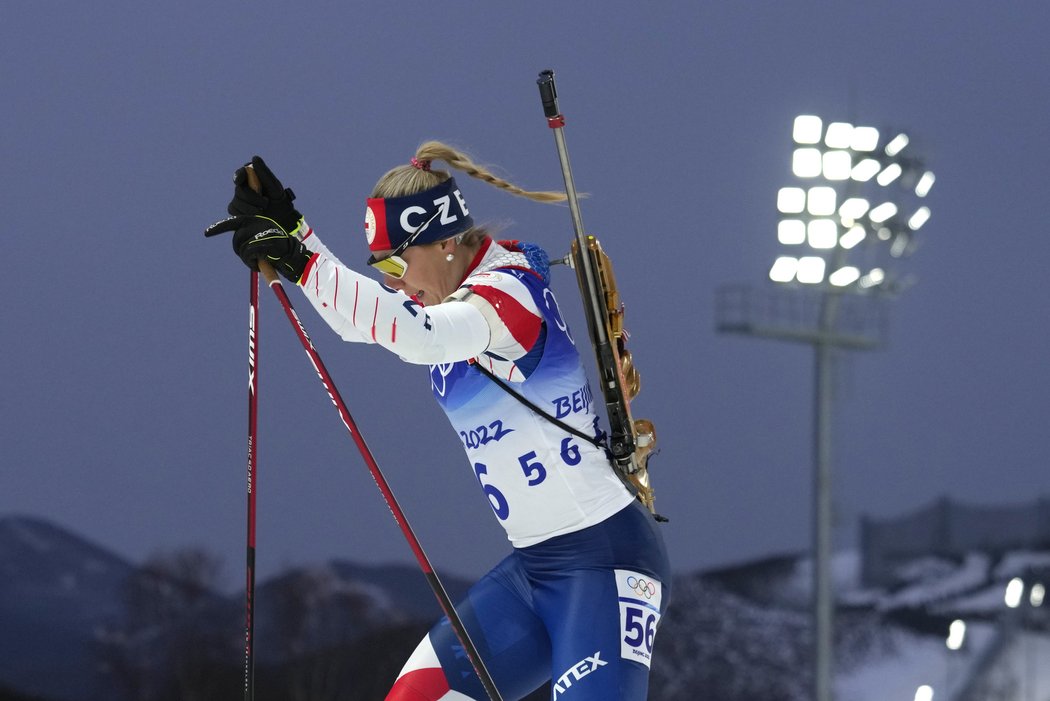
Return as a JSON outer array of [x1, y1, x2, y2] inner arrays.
[[623, 607, 657, 653]]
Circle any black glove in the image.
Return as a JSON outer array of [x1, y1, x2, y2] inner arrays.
[[228, 155, 303, 235], [205, 215, 313, 283]]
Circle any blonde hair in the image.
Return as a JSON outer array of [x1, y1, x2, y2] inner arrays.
[[370, 140, 567, 204]]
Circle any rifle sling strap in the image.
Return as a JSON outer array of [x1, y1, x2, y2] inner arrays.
[[471, 361, 608, 453]]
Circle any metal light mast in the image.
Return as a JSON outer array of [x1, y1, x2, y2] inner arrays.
[[717, 114, 935, 701]]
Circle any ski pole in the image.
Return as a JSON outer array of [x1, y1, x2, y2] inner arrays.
[[246, 169, 503, 701], [244, 270, 259, 701]]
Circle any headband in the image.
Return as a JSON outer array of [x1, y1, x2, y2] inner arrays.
[[364, 177, 474, 252]]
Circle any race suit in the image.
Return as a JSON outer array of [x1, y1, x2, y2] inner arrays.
[[294, 225, 670, 700]]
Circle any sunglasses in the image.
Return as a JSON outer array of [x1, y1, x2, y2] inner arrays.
[[366, 207, 443, 279]]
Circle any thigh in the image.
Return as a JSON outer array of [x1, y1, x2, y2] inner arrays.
[[388, 555, 552, 701], [535, 567, 666, 701]]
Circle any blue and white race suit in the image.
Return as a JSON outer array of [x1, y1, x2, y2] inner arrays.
[[295, 227, 670, 700]]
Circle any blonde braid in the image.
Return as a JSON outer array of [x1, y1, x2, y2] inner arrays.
[[416, 141, 568, 204]]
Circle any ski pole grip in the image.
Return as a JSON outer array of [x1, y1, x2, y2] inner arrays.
[[537, 69, 559, 119], [245, 165, 279, 284]]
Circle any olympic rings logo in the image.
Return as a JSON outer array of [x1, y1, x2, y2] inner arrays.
[[627, 576, 657, 599]]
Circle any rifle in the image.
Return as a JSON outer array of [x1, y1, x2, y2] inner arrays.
[[536, 70, 664, 521]]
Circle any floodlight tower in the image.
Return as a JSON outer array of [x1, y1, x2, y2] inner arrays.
[[717, 115, 934, 701]]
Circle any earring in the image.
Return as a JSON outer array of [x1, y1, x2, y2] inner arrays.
[[446, 253, 455, 262]]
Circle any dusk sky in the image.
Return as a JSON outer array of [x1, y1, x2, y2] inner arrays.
[[4, 2, 1048, 591]]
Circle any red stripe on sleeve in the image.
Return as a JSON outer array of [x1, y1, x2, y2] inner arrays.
[[370, 299, 379, 342], [352, 281, 359, 326], [469, 285, 542, 351]]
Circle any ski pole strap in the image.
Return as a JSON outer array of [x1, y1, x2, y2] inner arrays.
[[471, 361, 608, 454]]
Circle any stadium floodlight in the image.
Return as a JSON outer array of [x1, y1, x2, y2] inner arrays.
[[850, 126, 879, 152], [914, 685, 934, 701], [890, 231, 910, 257], [1005, 577, 1025, 608], [915, 171, 936, 197], [907, 207, 931, 230], [796, 256, 826, 284], [778, 219, 806, 245], [793, 148, 823, 177], [885, 133, 909, 157], [1032, 582, 1045, 607], [946, 619, 966, 650], [769, 256, 798, 282], [876, 162, 903, 186], [778, 187, 806, 213], [824, 122, 853, 149], [716, 112, 934, 701], [851, 158, 882, 182], [838, 197, 870, 221], [822, 150, 852, 180], [807, 186, 837, 216], [858, 268, 885, 288], [869, 202, 898, 223], [807, 219, 838, 249], [829, 266, 860, 287], [839, 225, 866, 249], [794, 115, 823, 144]]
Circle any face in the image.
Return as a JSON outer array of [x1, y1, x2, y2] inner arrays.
[[376, 241, 458, 304]]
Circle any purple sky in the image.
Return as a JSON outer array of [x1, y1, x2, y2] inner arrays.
[[3, 2, 1048, 590]]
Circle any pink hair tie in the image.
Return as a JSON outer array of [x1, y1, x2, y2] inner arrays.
[[410, 157, 432, 172]]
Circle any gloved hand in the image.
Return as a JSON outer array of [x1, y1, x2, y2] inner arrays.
[[227, 155, 304, 235], [205, 215, 313, 283]]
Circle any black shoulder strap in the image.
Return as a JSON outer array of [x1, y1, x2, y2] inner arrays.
[[471, 361, 608, 453]]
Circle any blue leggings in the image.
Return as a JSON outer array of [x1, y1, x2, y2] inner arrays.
[[387, 500, 671, 700]]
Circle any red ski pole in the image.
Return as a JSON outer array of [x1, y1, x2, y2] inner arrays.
[[247, 169, 503, 701]]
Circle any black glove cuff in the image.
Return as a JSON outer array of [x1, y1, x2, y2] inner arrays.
[[273, 240, 314, 283]]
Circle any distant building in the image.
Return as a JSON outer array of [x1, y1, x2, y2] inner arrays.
[[860, 496, 1050, 587]]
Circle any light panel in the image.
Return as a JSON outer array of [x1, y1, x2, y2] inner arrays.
[[850, 126, 879, 152], [778, 219, 806, 245], [851, 158, 881, 182], [792, 148, 823, 177], [839, 225, 866, 249], [769, 256, 798, 282], [793, 115, 823, 144], [914, 685, 933, 701], [796, 256, 826, 284], [824, 122, 853, 149], [907, 207, 931, 230], [1032, 583, 1045, 607], [885, 133, 909, 157], [838, 197, 870, 220], [869, 202, 898, 223], [858, 268, 885, 288], [829, 266, 860, 287], [807, 219, 838, 249], [807, 186, 837, 216], [915, 171, 936, 197], [877, 163, 903, 186], [778, 187, 806, 214], [822, 150, 852, 180], [946, 619, 966, 650], [890, 231, 910, 257], [1005, 577, 1024, 608]]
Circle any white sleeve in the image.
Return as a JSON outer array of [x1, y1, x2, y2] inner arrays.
[[293, 226, 491, 365]]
